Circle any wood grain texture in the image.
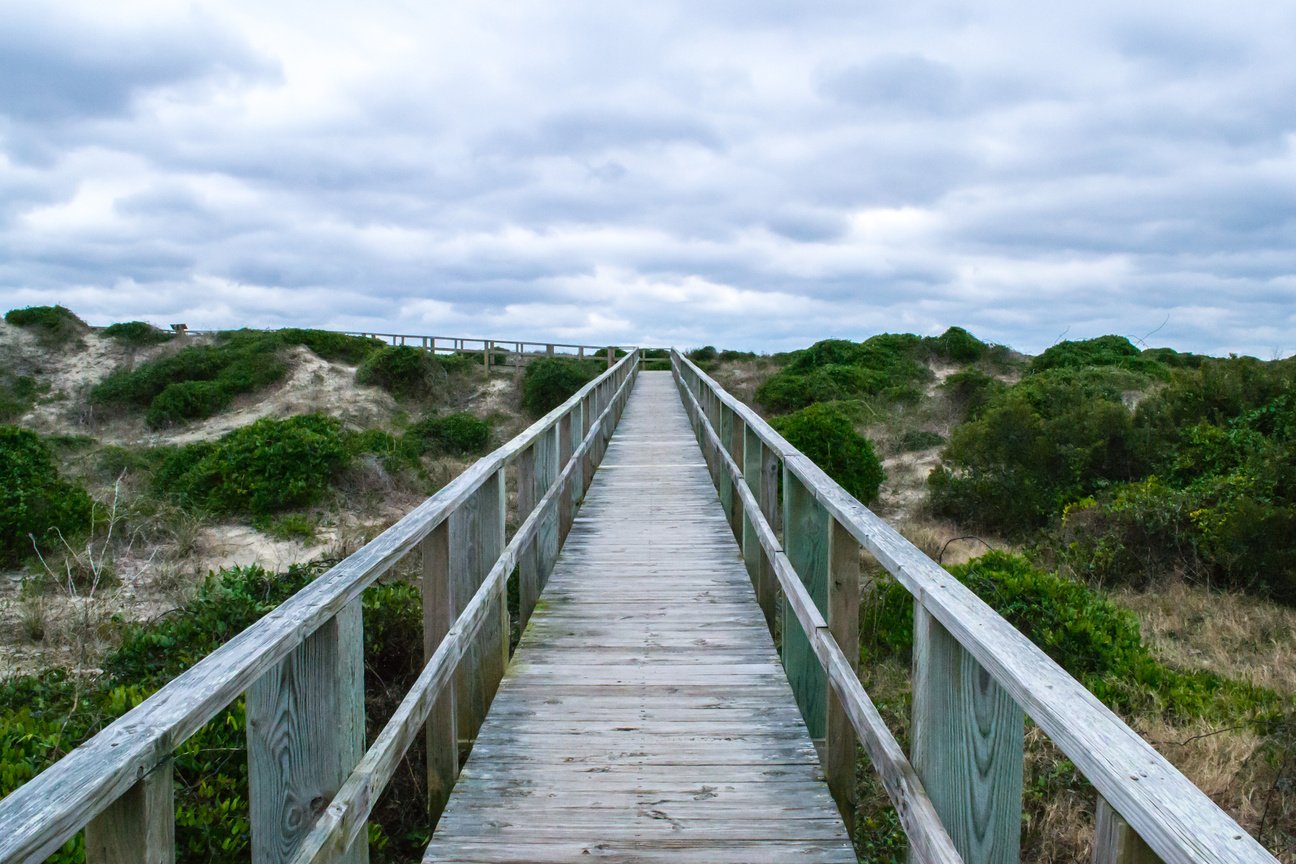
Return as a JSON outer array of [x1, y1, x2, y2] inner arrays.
[[421, 522, 457, 825], [912, 606, 1023, 864], [84, 759, 174, 864], [247, 601, 366, 864], [672, 350, 1277, 864], [425, 372, 853, 864], [1094, 798, 1163, 864], [826, 517, 859, 836], [782, 467, 830, 740]]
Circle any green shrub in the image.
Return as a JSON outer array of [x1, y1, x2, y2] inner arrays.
[[928, 367, 1150, 533], [156, 415, 350, 517], [772, 403, 885, 504], [941, 368, 1005, 420], [101, 321, 174, 347], [898, 429, 945, 452], [924, 326, 987, 363], [687, 345, 718, 363], [277, 329, 383, 364], [521, 357, 598, 417], [863, 552, 1270, 719], [0, 374, 41, 422], [406, 412, 491, 456], [4, 305, 86, 346], [0, 426, 94, 566], [755, 334, 933, 413], [1029, 335, 1166, 377], [355, 346, 448, 399]]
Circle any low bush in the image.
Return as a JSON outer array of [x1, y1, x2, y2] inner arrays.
[[771, 403, 885, 504], [1029, 335, 1167, 377], [687, 345, 718, 363], [101, 321, 174, 347], [405, 412, 491, 456], [155, 415, 350, 517], [4, 305, 86, 346], [0, 374, 41, 422], [897, 429, 945, 452], [355, 346, 448, 400], [0, 426, 94, 566], [924, 326, 987, 363], [521, 357, 599, 417], [755, 334, 935, 413], [277, 329, 383, 364], [941, 368, 1005, 420], [863, 552, 1271, 720], [0, 562, 425, 864]]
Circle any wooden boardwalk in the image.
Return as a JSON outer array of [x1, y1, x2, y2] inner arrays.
[[425, 372, 854, 863]]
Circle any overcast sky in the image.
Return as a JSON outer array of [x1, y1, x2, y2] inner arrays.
[[1, 1, 1293, 356]]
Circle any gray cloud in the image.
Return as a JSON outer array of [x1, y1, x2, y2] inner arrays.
[[0, 0, 1292, 359]]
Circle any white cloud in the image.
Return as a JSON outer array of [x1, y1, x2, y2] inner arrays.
[[0, 0, 1293, 358]]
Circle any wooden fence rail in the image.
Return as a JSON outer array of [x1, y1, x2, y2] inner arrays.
[[0, 351, 640, 864], [671, 350, 1277, 864], [343, 332, 622, 370]]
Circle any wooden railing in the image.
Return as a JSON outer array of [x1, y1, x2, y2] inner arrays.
[[344, 332, 622, 370], [0, 351, 640, 864], [671, 350, 1277, 864]]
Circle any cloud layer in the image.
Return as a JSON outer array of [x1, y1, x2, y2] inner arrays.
[[2, 0, 1293, 356]]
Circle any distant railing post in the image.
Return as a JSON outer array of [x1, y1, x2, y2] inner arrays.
[[912, 606, 1024, 864], [781, 467, 829, 740], [84, 759, 174, 864], [422, 519, 456, 825], [1093, 799, 1162, 864], [247, 602, 366, 864], [826, 517, 859, 836]]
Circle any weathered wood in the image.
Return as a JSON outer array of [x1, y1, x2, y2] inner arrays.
[[913, 606, 1023, 864], [1094, 798, 1163, 864], [425, 373, 853, 864], [673, 350, 1277, 864], [421, 521, 456, 825], [825, 518, 859, 836], [717, 405, 735, 537], [84, 760, 174, 864], [247, 601, 366, 864], [782, 468, 829, 739]]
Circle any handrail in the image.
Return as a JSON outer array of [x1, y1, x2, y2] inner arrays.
[[0, 351, 640, 864], [672, 350, 1277, 864]]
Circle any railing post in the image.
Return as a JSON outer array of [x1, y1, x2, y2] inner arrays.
[[742, 429, 777, 628], [247, 601, 366, 864], [84, 759, 174, 864], [781, 467, 829, 740], [450, 471, 506, 744], [728, 413, 745, 538], [558, 407, 577, 541], [517, 428, 559, 629], [580, 391, 594, 496], [1093, 799, 1162, 864], [826, 517, 859, 836], [422, 519, 456, 825], [912, 606, 1024, 864], [717, 405, 735, 536]]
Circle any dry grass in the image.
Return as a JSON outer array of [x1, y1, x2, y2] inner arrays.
[[1115, 580, 1296, 694]]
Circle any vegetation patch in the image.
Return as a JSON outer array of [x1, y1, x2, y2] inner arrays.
[[520, 357, 600, 417], [154, 415, 350, 517], [405, 412, 491, 456], [755, 333, 942, 413], [0, 374, 42, 422], [92, 329, 385, 428], [772, 403, 885, 504], [4, 305, 87, 347], [1029, 334, 1172, 377], [355, 345, 452, 400], [101, 321, 175, 347], [0, 426, 95, 567], [0, 562, 425, 864]]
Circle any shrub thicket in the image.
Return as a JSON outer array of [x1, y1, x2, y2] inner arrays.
[[755, 333, 940, 413], [1029, 335, 1167, 377], [0, 562, 425, 864], [863, 552, 1271, 720], [928, 367, 1150, 532], [0, 426, 94, 566], [0, 374, 41, 422], [101, 321, 174, 347], [405, 412, 491, 456], [355, 346, 449, 400], [521, 357, 599, 417], [687, 345, 718, 363], [155, 415, 350, 517], [771, 403, 885, 504], [4, 305, 86, 346], [93, 329, 385, 428]]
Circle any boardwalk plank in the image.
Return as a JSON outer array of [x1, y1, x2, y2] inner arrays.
[[425, 372, 852, 864]]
